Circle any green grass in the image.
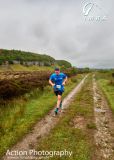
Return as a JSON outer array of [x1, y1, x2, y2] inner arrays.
[[11, 64, 54, 71], [0, 74, 84, 157], [36, 75, 95, 160], [96, 72, 114, 112], [98, 79, 114, 112], [0, 64, 54, 72]]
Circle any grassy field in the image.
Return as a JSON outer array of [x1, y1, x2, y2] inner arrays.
[[96, 72, 114, 112], [36, 75, 95, 160], [0, 64, 54, 72], [1, 71, 114, 159], [0, 74, 84, 157]]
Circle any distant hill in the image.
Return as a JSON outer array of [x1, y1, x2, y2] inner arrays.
[[0, 49, 72, 68], [56, 60, 72, 68], [0, 49, 55, 66]]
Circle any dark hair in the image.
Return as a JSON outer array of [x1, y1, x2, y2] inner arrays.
[[55, 67, 60, 71]]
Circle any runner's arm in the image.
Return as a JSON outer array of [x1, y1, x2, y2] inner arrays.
[[49, 79, 55, 87], [62, 77, 68, 85]]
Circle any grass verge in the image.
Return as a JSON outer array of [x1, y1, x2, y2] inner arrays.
[[0, 64, 54, 72], [98, 79, 114, 112], [96, 72, 114, 113]]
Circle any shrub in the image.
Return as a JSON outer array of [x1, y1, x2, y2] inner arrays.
[[8, 60, 14, 64], [0, 69, 77, 100], [112, 73, 114, 78], [108, 80, 114, 86], [0, 71, 51, 99], [71, 77, 77, 83]]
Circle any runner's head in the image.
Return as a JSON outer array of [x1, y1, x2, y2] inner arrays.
[[55, 67, 60, 75]]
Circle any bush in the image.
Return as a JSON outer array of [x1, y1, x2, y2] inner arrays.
[[108, 80, 114, 86], [0, 71, 51, 99], [8, 60, 14, 64], [64, 67, 77, 77], [0, 68, 78, 100], [0, 60, 2, 65], [112, 73, 114, 78], [44, 62, 51, 66], [71, 77, 77, 83]]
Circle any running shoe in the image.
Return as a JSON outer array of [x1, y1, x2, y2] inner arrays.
[[54, 108, 59, 115]]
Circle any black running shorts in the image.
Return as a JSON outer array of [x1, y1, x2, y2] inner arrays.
[[54, 91, 63, 96]]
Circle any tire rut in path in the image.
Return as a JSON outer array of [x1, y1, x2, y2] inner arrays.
[[93, 75, 114, 160], [2, 75, 88, 160]]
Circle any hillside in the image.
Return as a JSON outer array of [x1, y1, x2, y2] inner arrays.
[[0, 49, 72, 69], [56, 60, 72, 68]]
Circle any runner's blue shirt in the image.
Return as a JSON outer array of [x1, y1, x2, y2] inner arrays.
[[49, 73, 67, 92], [49, 73, 67, 85]]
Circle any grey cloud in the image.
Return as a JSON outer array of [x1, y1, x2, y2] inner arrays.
[[0, 0, 113, 68]]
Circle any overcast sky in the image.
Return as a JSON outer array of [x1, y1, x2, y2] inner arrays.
[[0, 0, 113, 68]]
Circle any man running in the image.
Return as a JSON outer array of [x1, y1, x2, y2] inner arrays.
[[49, 68, 68, 115]]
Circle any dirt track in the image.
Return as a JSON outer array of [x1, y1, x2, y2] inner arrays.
[[2, 75, 88, 160], [93, 75, 114, 160]]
